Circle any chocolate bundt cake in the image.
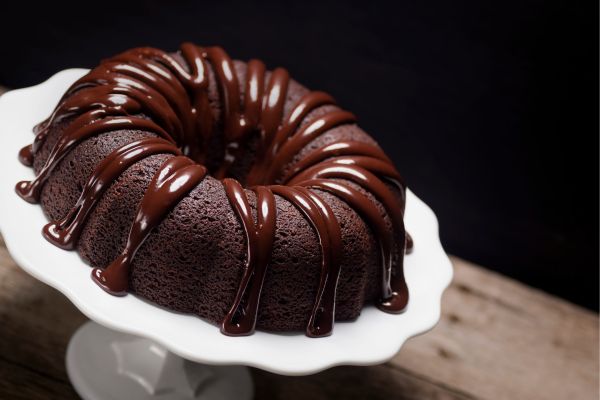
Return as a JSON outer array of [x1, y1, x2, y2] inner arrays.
[[15, 43, 412, 337]]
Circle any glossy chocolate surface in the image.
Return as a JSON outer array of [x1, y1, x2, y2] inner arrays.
[[17, 43, 410, 337]]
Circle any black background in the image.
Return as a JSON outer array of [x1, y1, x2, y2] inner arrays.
[[0, 1, 597, 309]]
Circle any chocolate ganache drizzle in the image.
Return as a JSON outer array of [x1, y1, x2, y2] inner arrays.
[[16, 43, 412, 337]]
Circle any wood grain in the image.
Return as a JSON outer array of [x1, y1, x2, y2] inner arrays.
[[393, 258, 598, 400], [0, 235, 596, 400], [0, 86, 597, 399]]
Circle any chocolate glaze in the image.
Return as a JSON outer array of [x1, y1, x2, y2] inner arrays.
[[281, 140, 393, 182], [19, 144, 34, 166], [220, 179, 276, 336], [92, 156, 208, 296], [43, 138, 181, 250], [271, 185, 343, 337], [289, 163, 407, 307], [300, 179, 408, 313], [246, 91, 337, 185], [17, 43, 411, 337], [16, 113, 174, 203]]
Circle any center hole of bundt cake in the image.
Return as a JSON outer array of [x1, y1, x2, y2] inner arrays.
[[190, 131, 273, 185]]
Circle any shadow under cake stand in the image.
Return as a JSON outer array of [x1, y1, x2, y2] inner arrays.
[[0, 70, 453, 400]]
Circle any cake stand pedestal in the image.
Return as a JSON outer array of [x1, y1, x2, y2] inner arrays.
[[67, 321, 253, 400], [0, 69, 453, 400]]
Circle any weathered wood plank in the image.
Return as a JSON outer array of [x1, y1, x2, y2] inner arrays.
[[252, 365, 476, 400], [0, 355, 79, 400], [394, 258, 599, 400], [0, 240, 86, 385], [0, 233, 597, 400]]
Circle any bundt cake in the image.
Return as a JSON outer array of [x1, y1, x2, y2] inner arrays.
[[15, 43, 412, 337]]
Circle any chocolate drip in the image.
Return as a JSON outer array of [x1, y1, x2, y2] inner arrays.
[[269, 113, 357, 184], [18, 144, 33, 166], [223, 178, 343, 336], [247, 91, 337, 185], [270, 185, 342, 337], [92, 156, 207, 296], [259, 68, 291, 147], [289, 163, 408, 309], [281, 140, 393, 182], [18, 44, 209, 177], [208, 47, 290, 179], [294, 186, 343, 337], [26, 114, 65, 162], [300, 179, 408, 312], [17, 43, 411, 335], [406, 233, 414, 253], [43, 138, 180, 250], [213, 59, 265, 178], [16, 113, 174, 203], [221, 180, 276, 336]]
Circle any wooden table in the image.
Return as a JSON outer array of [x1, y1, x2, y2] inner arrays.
[[0, 86, 598, 399], [0, 239, 597, 400]]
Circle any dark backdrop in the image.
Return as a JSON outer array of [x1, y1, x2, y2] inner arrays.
[[0, 1, 597, 309]]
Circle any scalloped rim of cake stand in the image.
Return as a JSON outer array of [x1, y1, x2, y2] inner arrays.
[[0, 69, 453, 376]]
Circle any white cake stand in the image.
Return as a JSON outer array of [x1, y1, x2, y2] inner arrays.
[[0, 70, 453, 400]]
